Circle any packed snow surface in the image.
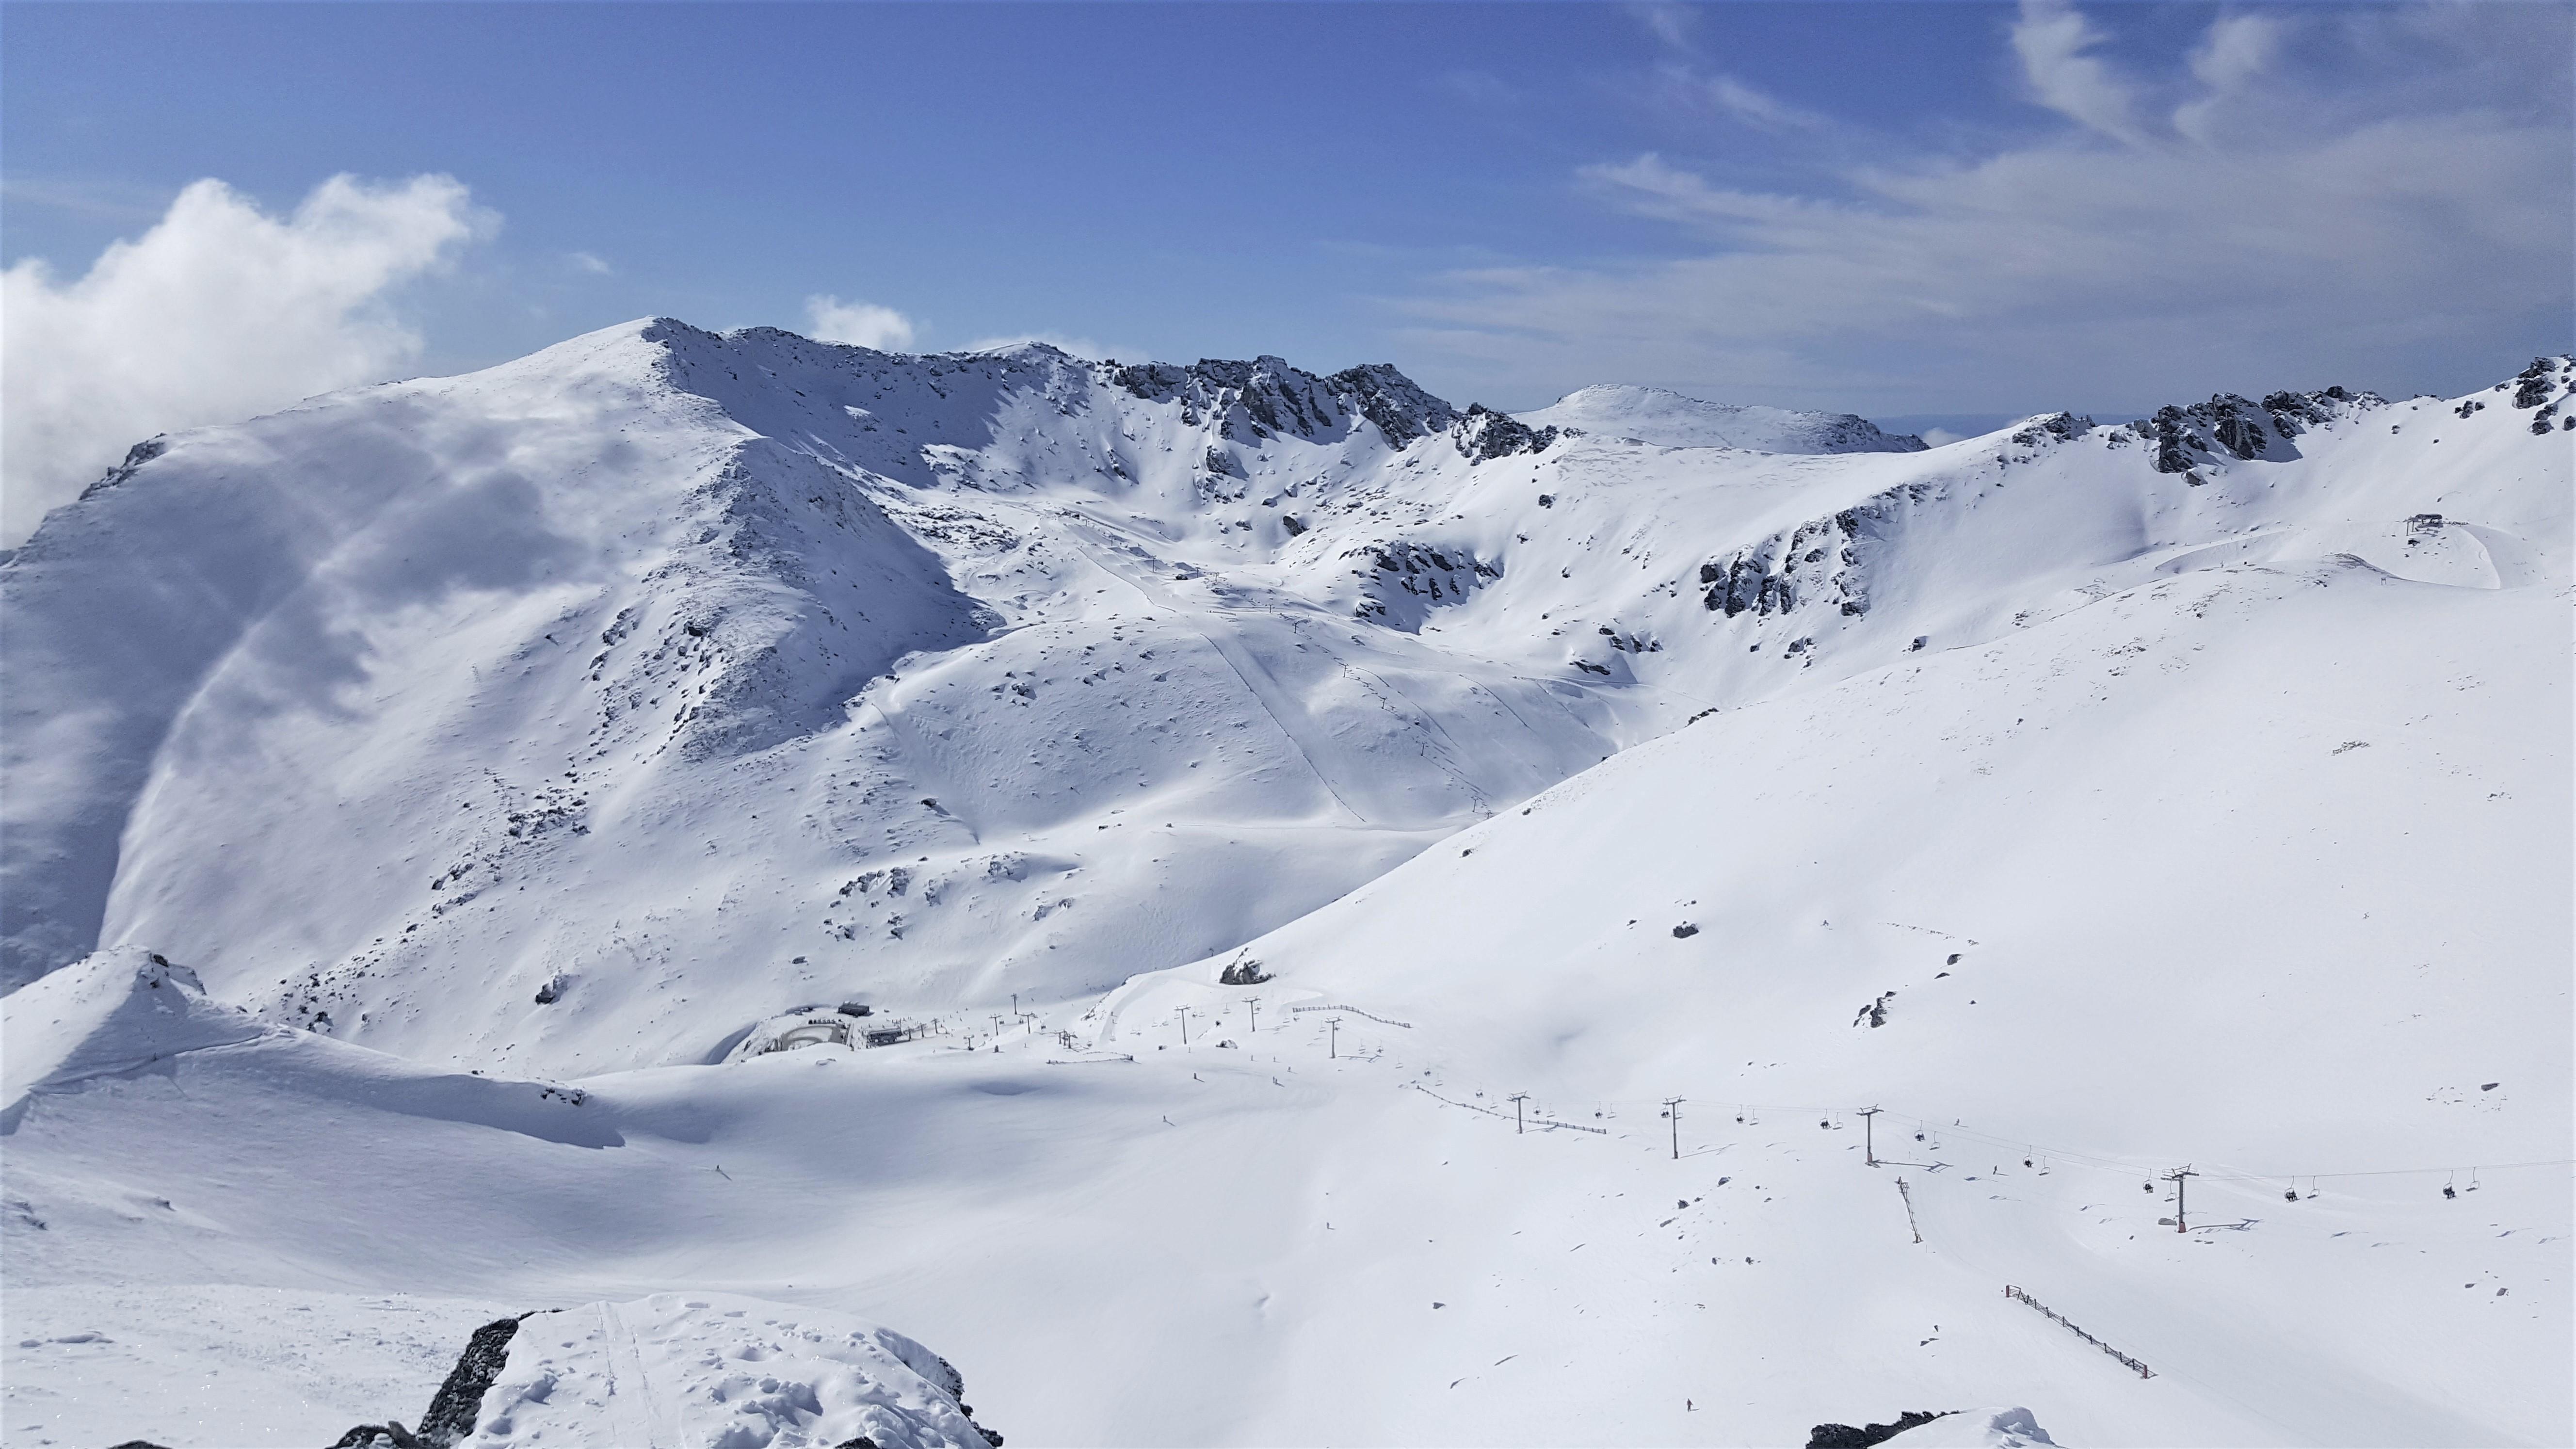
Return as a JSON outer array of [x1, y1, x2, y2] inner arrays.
[[2, 326, 2569, 1447], [468, 1294, 990, 1449]]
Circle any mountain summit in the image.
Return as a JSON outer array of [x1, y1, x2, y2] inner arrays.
[[1517, 383, 1927, 453]]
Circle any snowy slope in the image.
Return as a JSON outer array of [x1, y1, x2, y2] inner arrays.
[[1519, 384, 1927, 453], [14, 322, 2547, 1082], [2, 336, 2570, 1448]]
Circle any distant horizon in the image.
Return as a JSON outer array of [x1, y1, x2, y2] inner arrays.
[[389, 309, 2496, 455]]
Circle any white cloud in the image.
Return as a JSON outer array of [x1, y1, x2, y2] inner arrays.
[[568, 250, 614, 276], [1400, 3, 2572, 416], [803, 295, 917, 351], [2010, 0, 2146, 145], [1, 174, 492, 547]]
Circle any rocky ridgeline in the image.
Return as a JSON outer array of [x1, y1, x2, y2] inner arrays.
[[1111, 354, 1459, 448], [1110, 355, 1558, 464], [2125, 386, 2383, 478]]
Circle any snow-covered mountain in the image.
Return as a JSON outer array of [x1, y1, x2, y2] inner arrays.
[[1518, 383, 1928, 453], [3, 328, 2568, 1448]]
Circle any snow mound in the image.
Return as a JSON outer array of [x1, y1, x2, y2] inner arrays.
[[1518, 384, 1926, 453], [1, 946, 268, 1124], [466, 1292, 993, 1449], [1882, 1406, 2060, 1447]]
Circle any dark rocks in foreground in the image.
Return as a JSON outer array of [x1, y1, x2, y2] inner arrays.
[[1807, 1408, 1954, 1448]]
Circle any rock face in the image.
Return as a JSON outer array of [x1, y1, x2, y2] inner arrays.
[[2506, 354, 2575, 434], [1110, 354, 1459, 448], [416, 1316, 522, 1446], [1449, 403, 1559, 462], [2130, 387, 2386, 473]]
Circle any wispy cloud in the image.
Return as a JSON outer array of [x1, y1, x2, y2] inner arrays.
[[567, 250, 614, 276], [0, 176, 177, 225], [1627, 1, 1697, 55], [1652, 67, 1825, 133], [1, 174, 494, 547], [1398, 2, 2571, 414]]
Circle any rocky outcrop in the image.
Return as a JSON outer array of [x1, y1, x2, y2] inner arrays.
[[78, 436, 168, 502], [1111, 355, 1459, 448], [1344, 540, 1502, 626], [2507, 355, 2574, 434], [2129, 387, 2386, 474], [1807, 1410, 1951, 1447], [417, 1316, 523, 1445], [1698, 500, 1903, 622], [1450, 403, 1559, 462]]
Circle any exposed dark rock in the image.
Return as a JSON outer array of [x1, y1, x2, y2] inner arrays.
[[2211, 408, 2266, 461], [1806, 1410, 1953, 1448], [1110, 356, 1457, 449], [2133, 387, 2387, 473], [329, 1425, 425, 1449], [1699, 497, 1913, 621], [80, 437, 171, 501], [1450, 403, 1559, 462], [1342, 540, 1501, 627], [2007, 412, 2091, 448], [1672, 924, 1699, 938], [416, 1316, 522, 1446], [1218, 955, 1272, 985], [2511, 356, 2562, 409], [1327, 362, 1459, 447]]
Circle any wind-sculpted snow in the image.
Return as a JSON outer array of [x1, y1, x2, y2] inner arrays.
[[464, 1294, 997, 1449]]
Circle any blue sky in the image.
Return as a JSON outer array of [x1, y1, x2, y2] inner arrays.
[[4, 1, 2569, 529]]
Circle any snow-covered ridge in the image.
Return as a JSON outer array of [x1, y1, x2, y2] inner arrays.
[[1518, 383, 1927, 454]]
